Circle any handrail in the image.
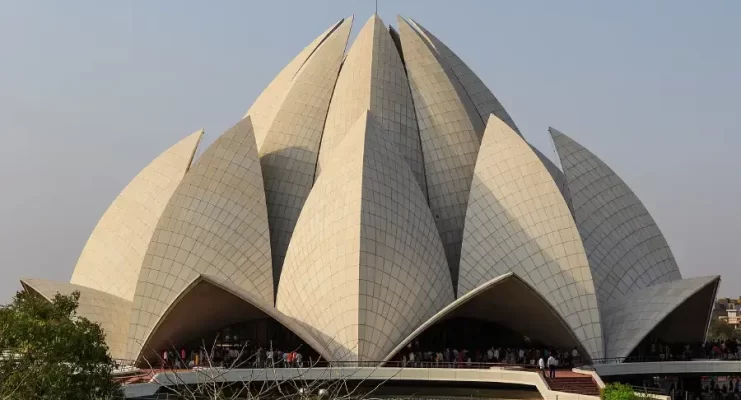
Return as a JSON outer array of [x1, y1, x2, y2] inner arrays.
[[105, 354, 741, 372], [587, 355, 740, 364], [631, 384, 668, 395], [114, 359, 550, 370]]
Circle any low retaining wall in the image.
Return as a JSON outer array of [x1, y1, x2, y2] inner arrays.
[[124, 366, 601, 399]]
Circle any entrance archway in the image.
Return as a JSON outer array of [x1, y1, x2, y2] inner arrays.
[[385, 273, 588, 363]]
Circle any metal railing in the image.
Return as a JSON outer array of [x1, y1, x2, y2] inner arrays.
[[108, 354, 741, 373], [631, 384, 668, 396], [115, 358, 556, 371], [588, 354, 741, 365]]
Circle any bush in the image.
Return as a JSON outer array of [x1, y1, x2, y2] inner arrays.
[[601, 383, 640, 400]]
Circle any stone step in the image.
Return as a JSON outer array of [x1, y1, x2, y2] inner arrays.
[[546, 376, 601, 396]]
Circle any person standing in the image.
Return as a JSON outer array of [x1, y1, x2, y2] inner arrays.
[[572, 347, 580, 366], [547, 354, 557, 378], [538, 356, 545, 376]]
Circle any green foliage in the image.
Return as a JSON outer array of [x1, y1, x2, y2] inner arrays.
[[601, 383, 644, 400], [0, 289, 122, 399], [707, 318, 741, 342]]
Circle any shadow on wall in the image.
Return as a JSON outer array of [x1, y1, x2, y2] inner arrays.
[[260, 144, 323, 292]]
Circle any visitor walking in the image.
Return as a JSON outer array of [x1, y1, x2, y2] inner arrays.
[[538, 356, 545, 376], [547, 354, 557, 378]]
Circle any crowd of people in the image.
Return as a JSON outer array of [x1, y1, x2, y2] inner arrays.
[[702, 340, 741, 360], [160, 345, 308, 369], [158, 339, 741, 370], [632, 339, 741, 362], [157, 342, 583, 372], [395, 342, 583, 372], [700, 378, 741, 400]]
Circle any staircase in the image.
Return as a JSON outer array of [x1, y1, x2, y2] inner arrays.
[[546, 376, 601, 396]]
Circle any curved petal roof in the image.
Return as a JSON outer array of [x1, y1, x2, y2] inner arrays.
[[407, 18, 520, 135], [460, 115, 603, 358], [396, 17, 485, 289], [133, 274, 331, 364], [244, 18, 345, 146], [21, 279, 132, 360], [384, 273, 589, 362], [70, 130, 202, 300], [258, 17, 354, 286], [277, 111, 454, 361], [19, 14, 721, 364], [317, 15, 426, 196], [128, 116, 273, 360], [550, 127, 682, 308], [601, 276, 719, 359], [530, 145, 573, 210]]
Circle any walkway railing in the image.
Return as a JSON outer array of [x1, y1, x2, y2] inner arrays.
[[116, 353, 741, 372], [115, 359, 550, 371], [589, 355, 738, 365]]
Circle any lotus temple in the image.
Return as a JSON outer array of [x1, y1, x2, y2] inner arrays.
[[21, 14, 720, 367]]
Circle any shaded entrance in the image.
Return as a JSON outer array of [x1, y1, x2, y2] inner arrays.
[[136, 275, 324, 366], [628, 280, 719, 360], [385, 273, 588, 363], [403, 317, 550, 357]]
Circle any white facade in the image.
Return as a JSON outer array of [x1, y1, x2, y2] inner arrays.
[[244, 19, 344, 146], [258, 17, 353, 284], [459, 115, 603, 359], [23, 15, 718, 365], [127, 117, 274, 360], [317, 15, 426, 196], [407, 19, 519, 135], [601, 276, 719, 359], [277, 112, 454, 361], [550, 128, 683, 309], [70, 130, 202, 301], [396, 16, 485, 287]]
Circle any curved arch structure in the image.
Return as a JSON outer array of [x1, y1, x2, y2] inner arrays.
[[258, 17, 354, 286], [460, 115, 603, 358], [397, 17, 485, 288], [317, 15, 426, 195], [70, 130, 203, 301], [243, 18, 344, 146], [384, 273, 589, 362], [549, 127, 682, 308], [133, 274, 330, 365], [601, 276, 719, 359], [128, 117, 273, 360], [20, 14, 726, 369], [403, 19, 574, 209], [406, 19, 519, 135], [21, 279, 132, 360], [277, 112, 454, 362]]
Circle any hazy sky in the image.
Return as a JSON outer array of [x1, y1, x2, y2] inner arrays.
[[0, 0, 739, 303]]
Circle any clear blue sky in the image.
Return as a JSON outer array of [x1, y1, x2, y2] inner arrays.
[[0, 0, 739, 303]]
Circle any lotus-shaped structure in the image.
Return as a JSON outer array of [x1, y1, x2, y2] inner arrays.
[[22, 15, 719, 365]]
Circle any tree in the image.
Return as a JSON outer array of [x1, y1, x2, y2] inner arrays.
[[707, 318, 739, 342], [0, 290, 121, 400]]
